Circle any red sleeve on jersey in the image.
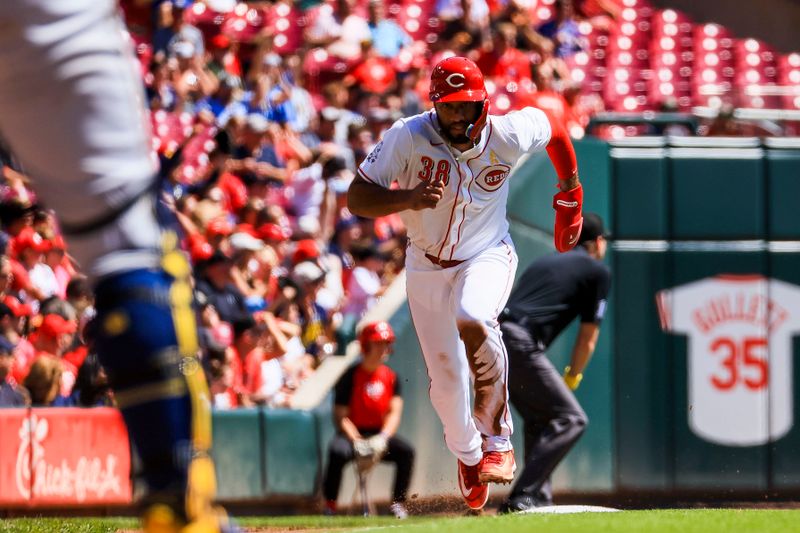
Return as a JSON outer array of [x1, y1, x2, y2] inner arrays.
[[544, 111, 578, 181]]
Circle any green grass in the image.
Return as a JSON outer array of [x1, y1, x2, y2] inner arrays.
[[2, 509, 800, 533]]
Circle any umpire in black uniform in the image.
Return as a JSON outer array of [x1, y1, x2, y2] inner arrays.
[[498, 213, 611, 513]]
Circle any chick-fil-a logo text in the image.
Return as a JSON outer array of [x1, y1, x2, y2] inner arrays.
[[15, 414, 123, 502]]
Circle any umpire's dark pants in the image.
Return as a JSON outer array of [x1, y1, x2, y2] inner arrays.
[[322, 433, 415, 503], [501, 321, 588, 503]]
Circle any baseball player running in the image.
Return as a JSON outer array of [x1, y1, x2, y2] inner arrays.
[[0, 1, 230, 531], [498, 214, 611, 513], [347, 56, 584, 510]]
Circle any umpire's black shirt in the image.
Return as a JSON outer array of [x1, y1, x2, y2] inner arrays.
[[501, 246, 611, 348]]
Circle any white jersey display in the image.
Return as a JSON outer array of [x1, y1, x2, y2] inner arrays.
[[657, 275, 800, 447], [358, 107, 551, 262]]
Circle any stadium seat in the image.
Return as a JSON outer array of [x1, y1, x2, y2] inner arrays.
[[778, 53, 800, 109], [395, 0, 439, 44], [266, 1, 307, 55], [183, 1, 228, 42], [221, 3, 268, 43]]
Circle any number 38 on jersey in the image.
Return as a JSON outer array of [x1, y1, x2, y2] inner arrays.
[[417, 156, 451, 185]]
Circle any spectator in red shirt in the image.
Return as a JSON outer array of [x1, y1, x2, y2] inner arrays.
[[10, 227, 53, 302], [42, 235, 72, 299], [229, 314, 261, 406], [476, 23, 533, 83], [522, 62, 582, 136], [31, 313, 78, 397], [322, 321, 414, 519]]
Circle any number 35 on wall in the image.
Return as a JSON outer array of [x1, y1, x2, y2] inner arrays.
[[709, 336, 768, 391], [656, 275, 800, 447]]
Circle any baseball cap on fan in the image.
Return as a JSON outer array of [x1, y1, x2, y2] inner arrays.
[[14, 227, 48, 254], [172, 41, 196, 59], [291, 261, 325, 286], [230, 232, 265, 251], [577, 213, 610, 245], [246, 114, 270, 134], [3, 296, 33, 317], [38, 314, 77, 339]]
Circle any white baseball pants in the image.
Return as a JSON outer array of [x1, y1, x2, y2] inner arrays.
[[0, 0, 161, 277], [405, 237, 518, 466]]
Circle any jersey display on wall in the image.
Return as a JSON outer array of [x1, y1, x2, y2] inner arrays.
[[657, 275, 800, 447]]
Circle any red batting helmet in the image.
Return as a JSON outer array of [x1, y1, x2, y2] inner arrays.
[[429, 56, 487, 103], [358, 321, 396, 350]]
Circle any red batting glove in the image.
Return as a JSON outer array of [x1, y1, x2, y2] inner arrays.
[[553, 184, 584, 252]]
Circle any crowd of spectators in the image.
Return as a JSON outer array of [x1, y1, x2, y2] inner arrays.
[[0, 0, 614, 410], [21, 0, 777, 411], [3, 0, 796, 409]]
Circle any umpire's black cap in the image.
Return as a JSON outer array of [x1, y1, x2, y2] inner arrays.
[[577, 213, 610, 245]]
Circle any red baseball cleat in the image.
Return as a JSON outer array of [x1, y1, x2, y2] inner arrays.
[[457, 459, 489, 510], [479, 450, 516, 484]]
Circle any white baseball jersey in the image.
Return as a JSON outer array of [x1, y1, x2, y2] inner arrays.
[[657, 275, 800, 446], [358, 108, 552, 261]]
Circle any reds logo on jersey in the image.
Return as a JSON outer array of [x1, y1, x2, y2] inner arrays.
[[657, 275, 800, 447], [475, 164, 510, 192]]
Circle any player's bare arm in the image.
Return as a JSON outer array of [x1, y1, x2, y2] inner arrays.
[[558, 173, 581, 192], [563, 323, 601, 390], [381, 396, 404, 438], [334, 404, 363, 442], [347, 175, 444, 218]]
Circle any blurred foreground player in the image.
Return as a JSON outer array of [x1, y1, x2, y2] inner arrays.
[[322, 321, 414, 519], [0, 1, 231, 531], [498, 214, 611, 513]]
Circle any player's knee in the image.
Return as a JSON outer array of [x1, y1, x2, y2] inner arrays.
[[395, 438, 415, 460], [456, 319, 488, 351]]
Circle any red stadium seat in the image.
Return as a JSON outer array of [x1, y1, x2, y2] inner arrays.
[[150, 110, 194, 158], [652, 9, 693, 40], [221, 3, 268, 43], [777, 52, 800, 108], [395, 1, 439, 43], [265, 1, 306, 54], [183, 2, 228, 42]]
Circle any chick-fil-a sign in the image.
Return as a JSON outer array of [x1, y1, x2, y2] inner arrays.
[[1, 408, 132, 506]]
